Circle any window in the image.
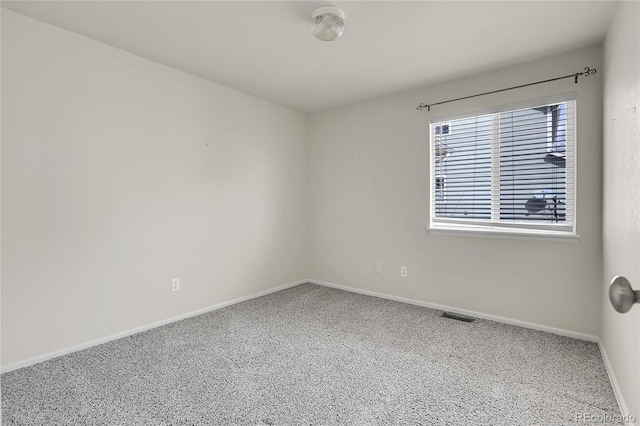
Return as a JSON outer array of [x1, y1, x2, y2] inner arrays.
[[429, 97, 576, 238]]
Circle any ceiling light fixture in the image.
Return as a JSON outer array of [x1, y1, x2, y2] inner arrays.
[[311, 6, 345, 41]]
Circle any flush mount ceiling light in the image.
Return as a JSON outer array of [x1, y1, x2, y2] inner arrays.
[[311, 6, 345, 41]]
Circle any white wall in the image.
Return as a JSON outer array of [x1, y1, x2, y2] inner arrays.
[[1, 10, 309, 366], [602, 0, 640, 420], [3, 7, 628, 396], [309, 44, 603, 336]]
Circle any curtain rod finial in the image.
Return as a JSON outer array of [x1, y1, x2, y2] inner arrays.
[[576, 66, 597, 84]]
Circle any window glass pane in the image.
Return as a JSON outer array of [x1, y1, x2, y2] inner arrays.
[[430, 97, 575, 235], [499, 105, 567, 223], [434, 115, 492, 220], [551, 103, 566, 154]]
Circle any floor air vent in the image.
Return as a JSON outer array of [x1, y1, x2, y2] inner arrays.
[[441, 312, 476, 323]]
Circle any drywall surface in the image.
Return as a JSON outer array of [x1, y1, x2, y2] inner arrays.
[[602, 0, 640, 420], [309, 44, 603, 335], [1, 10, 309, 366]]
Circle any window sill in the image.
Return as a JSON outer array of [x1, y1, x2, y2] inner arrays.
[[427, 225, 580, 242]]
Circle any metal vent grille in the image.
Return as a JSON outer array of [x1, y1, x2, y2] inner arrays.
[[441, 312, 476, 323]]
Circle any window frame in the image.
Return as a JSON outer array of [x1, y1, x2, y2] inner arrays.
[[427, 93, 579, 241]]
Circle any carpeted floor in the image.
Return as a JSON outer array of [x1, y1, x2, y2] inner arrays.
[[1, 283, 622, 425]]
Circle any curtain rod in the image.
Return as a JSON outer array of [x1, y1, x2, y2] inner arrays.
[[416, 67, 596, 112]]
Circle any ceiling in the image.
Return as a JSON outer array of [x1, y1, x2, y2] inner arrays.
[[1, 1, 617, 113]]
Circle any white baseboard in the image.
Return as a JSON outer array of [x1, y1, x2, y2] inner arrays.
[[598, 338, 635, 425], [1, 279, 306, 374], [4, 278, 632, 424], [308, 279, 599, 342]]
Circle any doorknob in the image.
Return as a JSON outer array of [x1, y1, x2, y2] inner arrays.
[[609, 276, 640, 313]]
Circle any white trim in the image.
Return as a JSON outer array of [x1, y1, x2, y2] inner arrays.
[[309, 279, 598, 342], [1, 279, 306, 374], [427, 226, 580, 242], [598, 338, 635, 425], [5, 278, 631, 423]]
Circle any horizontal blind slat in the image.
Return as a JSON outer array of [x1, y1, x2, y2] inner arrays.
[[432, 99, 575, 230]]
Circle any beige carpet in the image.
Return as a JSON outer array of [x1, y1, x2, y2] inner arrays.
[[1, 283, 622, 425]]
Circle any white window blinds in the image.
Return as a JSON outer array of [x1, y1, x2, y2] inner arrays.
[[430, 99, 576, 235]]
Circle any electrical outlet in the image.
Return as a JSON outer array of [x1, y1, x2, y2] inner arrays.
[[171, 278, 180, 292], [400, 266, 408, 277], [375, 262, 382, 273]]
